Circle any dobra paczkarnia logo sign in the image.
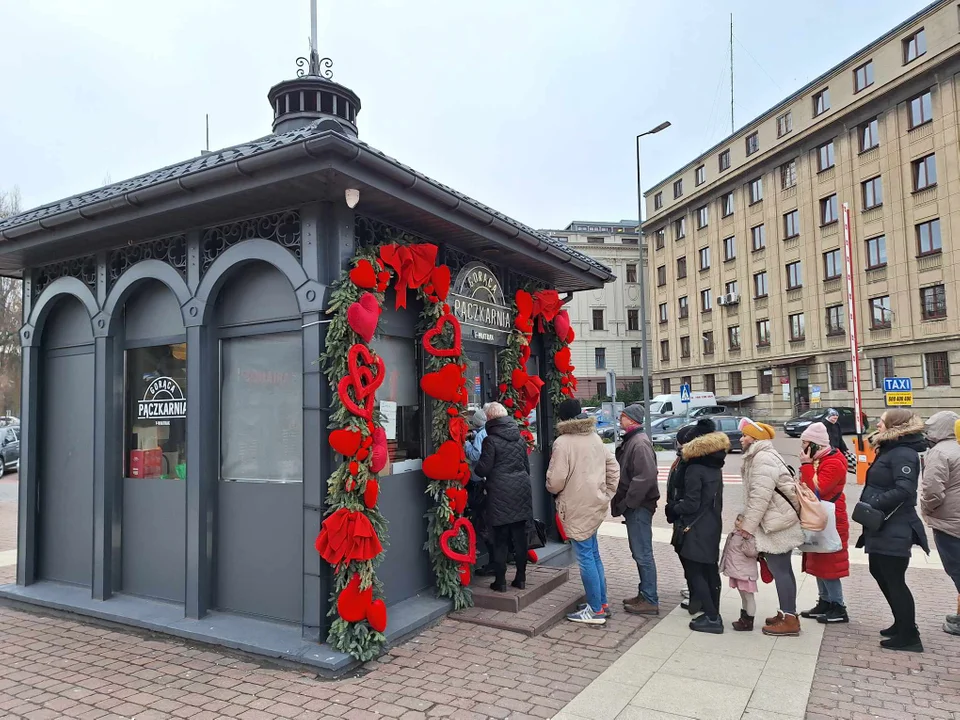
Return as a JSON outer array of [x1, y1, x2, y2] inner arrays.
[[137, 376, 187, 422], [451, 262, 511, 344]]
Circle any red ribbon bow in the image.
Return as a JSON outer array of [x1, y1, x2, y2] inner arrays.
[[315, 508, 383, 567], [379, 244, 439, 309]]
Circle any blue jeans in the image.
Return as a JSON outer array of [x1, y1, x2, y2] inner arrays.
[[571, 534, 607, 613], [624, 507, 659, 606], [817, 577, 845, 605]]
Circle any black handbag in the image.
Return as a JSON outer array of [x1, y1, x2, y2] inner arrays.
[[527, 519, 547, 550], [852, 501, 902, 531]]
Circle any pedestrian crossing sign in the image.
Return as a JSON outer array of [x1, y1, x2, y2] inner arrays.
[[680, 384, 691, 403]]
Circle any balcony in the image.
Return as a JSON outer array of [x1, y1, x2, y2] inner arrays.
[[918, 253, 942, 271], [869, 326, 892, 341], [859, 147, 879, 164], [914, 186, 938, 207], [909, 121, 934, 142]]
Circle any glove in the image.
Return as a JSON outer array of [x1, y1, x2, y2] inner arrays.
[[664, 504, 676, 524]]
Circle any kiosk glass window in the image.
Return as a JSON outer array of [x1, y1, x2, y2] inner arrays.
[[370, 336, 422, 473], [220, 333, 302, 483], [125, 344, 187, 479]]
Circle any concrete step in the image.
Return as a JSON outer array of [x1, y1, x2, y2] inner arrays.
[[471, 565, 569, 613]]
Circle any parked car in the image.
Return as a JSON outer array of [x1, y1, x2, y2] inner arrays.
[[648, 415, 697, 449], [783, 407, 861, 437], [707, 415, 745, 452], [0, 425, 19, 475], [688, 405, 730, 419]]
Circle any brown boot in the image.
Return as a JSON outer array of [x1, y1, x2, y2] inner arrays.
[[732, 609, 754, 631], [622, 594, 644, 607], [624, 600, 660, 616], [765, 611, 783, 626], [763, 612, 800, 636]]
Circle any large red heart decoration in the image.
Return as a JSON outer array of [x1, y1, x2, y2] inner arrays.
[[420, 363, 466, 403], [457, 461, 471, 486], [349, 259, 378, 290], [445, 487, 468, 515], [337, 573, 373, 623], [423, 441, 465, 481], [512, 368, 529, 390], [422, 314, 462, 358], [515, 316, 534, 334], [567, 328, 576, 343], [363, 479, 379, 509], [370, 427, 388, 474], [448, 416, 469, 445], [329, 427, 362, 457], [337, 344, 385, 420], [515, 290, 533, 320], [431, 266, 451, 301], [366, 598, 388, 633], [458, 563, 471, 586], [554, 310, 571, 342], [439, 518, 477, 565], [519, 342, 531, 365], [554, 346, 573, 373], [346, 293, 381, 343]]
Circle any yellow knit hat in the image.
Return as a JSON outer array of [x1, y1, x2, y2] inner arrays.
[[955, 418, 960, 441], [738, 417, 776, 440]]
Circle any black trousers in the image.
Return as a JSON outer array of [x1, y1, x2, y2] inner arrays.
[[685, 559, 721, 618], [869, 554, 916, 635], [492, 521, 527, 584]]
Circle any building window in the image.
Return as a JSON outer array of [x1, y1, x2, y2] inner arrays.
[[677, 256, 687, 279], [655, 228, 666, 249], [786, 261, 802, 290], [728, 326, 741, 350], [903, 28, 927, 64], [626, 263, 638, 283], [829, 361, 848, 390], [780, 159, 797, 189], [925, 351, 950, 386], [817, 140, 835, 172], [729, 371, 743, 395], [913, 153, 937, 191], [854, 60, 874, 92], [125, 344, 188, 479], [657, 265, 667, 286], [746, 131, 760, 156], [921, 284, 947, 320], [660, 340, 670, 362], [721, 192, 734, 217], [917, 219, 942, 256], [725, 280, 738, 296], [821, 194, 838, 225], [701, 289, 712, 313], [704, 373, 716, 393], [777, 112, 793, 137], [909, 90, 933, 129], [631, 347, 642, 369], [723, 236, 736, 262], [595, 347, 606, 369], [869, 295, 892, 328], [748, 177, 763, 204], [628, 309, 640, 331], [661, 378, 671, 394], [699, 246, 711, 271], [753, 271, 768, 298], [813, 88, 830, 116], [695, 165, 706, 186], [719, 149, 731, 171], [674, 178, 684, 198], [759, 370, 774, 394], [696, 205, 709, 229], [221, 333, 303, 483], [678, 296, 689, 319], [873, 357, 895, 387], [654, 191, 663, 210], [862, 176, 883, 209], [756, 319, 771, 346], [703, 332, 715, 355], [658, 302, 668, 324], [789, 313, 805, 341], [823, 250, 841, 280], [674, 217, 686, 239], [859, 117, 880, 152], [592, 308, 605, 330], [587, 236, 605, 245], [751, 224, 766, 251], [866, 235, 887, 269], [783, 209, 800, 239], [680, 336, 691, 358], [826, 305, 844, 335]]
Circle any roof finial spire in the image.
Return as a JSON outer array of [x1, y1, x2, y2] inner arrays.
[[296, 0, 333, 78]]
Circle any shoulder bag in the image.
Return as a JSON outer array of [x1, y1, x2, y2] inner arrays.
[[852, 501, 903, 532], [672, 481, 721, 551]]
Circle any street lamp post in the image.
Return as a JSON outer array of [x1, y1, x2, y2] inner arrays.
[[635, 121, 671, 438]]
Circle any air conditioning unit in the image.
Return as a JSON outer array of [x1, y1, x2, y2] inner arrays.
[[724, 292, 740, 305], [717, 295, 728, 306]]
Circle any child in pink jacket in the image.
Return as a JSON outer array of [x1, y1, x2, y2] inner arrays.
[[720, 519, 759, 631]]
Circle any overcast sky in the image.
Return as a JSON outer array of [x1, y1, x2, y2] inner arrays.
[[0, 0, 933, 230]]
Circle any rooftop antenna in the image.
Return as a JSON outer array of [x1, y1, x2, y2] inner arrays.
[[205, 114, 210, 152], [730, 13, 735, 133], [297, 0, 333, 78]]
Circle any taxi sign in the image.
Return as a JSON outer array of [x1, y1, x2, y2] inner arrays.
[[883, 377, 912, 393], [885, 392, 913, 407]]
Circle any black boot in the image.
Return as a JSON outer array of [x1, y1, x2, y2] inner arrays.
[[800, 599, 830, 620], [490, 579, 507, 593], [880, 623, 898, 637], [880, 626, 923, 653], [817, 602, 850, 624], [690, 614, 724, 634]]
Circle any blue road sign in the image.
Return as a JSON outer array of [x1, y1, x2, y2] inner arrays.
[[883, 377, 912, 393], [680, 384, 691, 403]]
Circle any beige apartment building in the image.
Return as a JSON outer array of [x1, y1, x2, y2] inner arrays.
[[642, 0, 960, 421], [541, 221, 649, 400]]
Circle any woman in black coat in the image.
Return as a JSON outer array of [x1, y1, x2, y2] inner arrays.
[[665, 419, 730, 634], [475, 402, 533, 592], [857, 409, 931, 652], [824, 408, 849, 454]]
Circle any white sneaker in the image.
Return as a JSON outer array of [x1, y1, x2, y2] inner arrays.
[[567, 606, 606, 625]]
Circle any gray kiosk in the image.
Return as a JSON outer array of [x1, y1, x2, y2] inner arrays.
[[0, 53, 613, 671]]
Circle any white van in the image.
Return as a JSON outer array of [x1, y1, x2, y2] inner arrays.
[[648, 392, 717, 416]]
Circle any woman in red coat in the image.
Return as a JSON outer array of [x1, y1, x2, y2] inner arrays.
[[798, 422, 850, 623]]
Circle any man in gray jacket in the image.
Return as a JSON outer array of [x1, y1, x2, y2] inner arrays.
[[612, 405, 660, 615]]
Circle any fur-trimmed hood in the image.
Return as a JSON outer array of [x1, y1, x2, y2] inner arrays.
[[869, 415, 926, 449], [556, 417, 596, 436], [682, 431, 731, 460]]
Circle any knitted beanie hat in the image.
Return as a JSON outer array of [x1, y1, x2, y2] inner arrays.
[[557, 398, 582, 421], [738, 417, 776, 440], [800, 422, 831, 447], [676, 418, 716, 445]]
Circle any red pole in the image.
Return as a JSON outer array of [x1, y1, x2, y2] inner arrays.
[[842, 202, 864, 440]]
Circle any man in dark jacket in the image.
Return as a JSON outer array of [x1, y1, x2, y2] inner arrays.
[[612, 405, 660, 615], [475, 402, 533, 592]]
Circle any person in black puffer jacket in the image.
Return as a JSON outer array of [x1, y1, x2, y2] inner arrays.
[[857, 408, 931, 652], [475, 401, 533, 592]]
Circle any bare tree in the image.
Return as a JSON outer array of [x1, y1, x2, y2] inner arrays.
[[0, 187, 23, 417]]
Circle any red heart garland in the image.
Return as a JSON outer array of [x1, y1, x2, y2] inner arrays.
[[422, 314, 462, 358], [519, 342, 531, 366], [423, 440, 465, 481], [511, 368, 529, 390], [554, 346, 573, 373], [431, 266, 451, 301], [346, 293, 381, 343], [349, 260, 378, 290], [457, 461, 471, 486], [420, 364, 466, 403], [370, 427, 388, 474], [448, 416, 469, 445], [363, 479, 379, 509], [366, 598, 388, 633], [329, 428, 362, 457], [439, 518, 477, 564], [337, 345, 385, 420], [445, 487, 468, 515], [515, 290, 533, 320], [337, 573, 374, 623], [458, 563, 472, 586], [554, 310, 571, 341]]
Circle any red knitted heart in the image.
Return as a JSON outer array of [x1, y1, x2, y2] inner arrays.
[[515, 289, 533, 320], [423, 440, 465, 481], [349, 259, 377, 290], [439, 518, 477, 565], [422, 314, 462, 358], [420, 363, 466, 403], [458, 563, 471, 586], [346, 293, 381, 343], [554, 347, 573, 373], [445, 487, 468, 515], [363, 479, 379, 509], [448, 416, 469, 445], [366, 598, 388, 633], [337, 573, 373, 623], [567, 328, 576, 343], [329, 428, 362, 457], [527, 549, 539, 563], [370, 427, 388, 473], [519, 342, 531, 365], [337, 345, 385, 420], [554, 310, 570, 341], [431, 266, 451, 302], [512, 368, 529, 390]]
